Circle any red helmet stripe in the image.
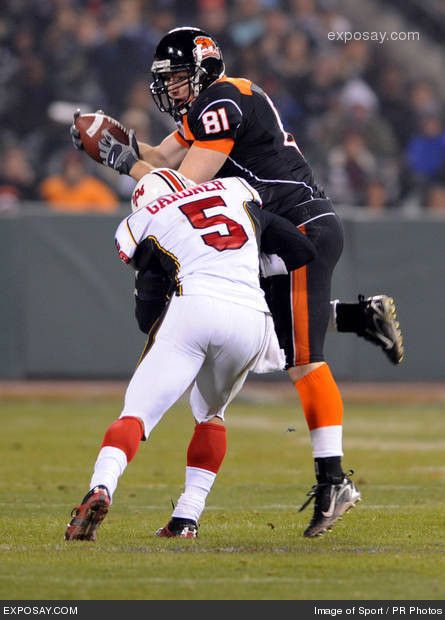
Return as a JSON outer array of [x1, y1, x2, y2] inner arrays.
[[167, 169, 189, 190], [151, 171, 176, 193], [158, 169, 187, 192]]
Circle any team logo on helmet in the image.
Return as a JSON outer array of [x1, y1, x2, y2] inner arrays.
[[193, 36, 221, 61]]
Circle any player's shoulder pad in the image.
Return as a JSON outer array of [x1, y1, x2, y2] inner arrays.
[[188, 81, 243, 141], [229, 176, 262, 206], [115, 216, 137, 264]]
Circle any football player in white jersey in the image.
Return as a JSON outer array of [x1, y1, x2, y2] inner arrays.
[[65, 169, 316, 541]]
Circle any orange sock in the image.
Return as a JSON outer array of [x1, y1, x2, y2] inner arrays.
[[187, 422, 227, 474], [294, 363, 343, 431], [101, 416, 144, 463]]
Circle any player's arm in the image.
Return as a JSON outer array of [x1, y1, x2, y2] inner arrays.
[[134, 265, 171, 334], [178, 144, 229, 184], [106, 131, 189, 182], [134, 132, 189, 179], [133, 243, 175, 334], [115, 219, 171, 334], [248, 203, 317, 271], [176, 91, 241, 183]]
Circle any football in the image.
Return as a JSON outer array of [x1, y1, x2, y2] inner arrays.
[[75, 112, 130, 163]]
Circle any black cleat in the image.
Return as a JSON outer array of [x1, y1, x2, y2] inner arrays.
[[299, 472, 361, 538], [357, 294, 404, 364], [156, 517, 198, 538], [65, 485, 110, 541]]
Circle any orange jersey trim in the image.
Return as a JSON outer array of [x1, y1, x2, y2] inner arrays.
[[181, 115, 195, 141], [291, 225, 310, 366], [193, 138, 234, 155], [174, 131, 191, 149], [216, 76, 253, 95]]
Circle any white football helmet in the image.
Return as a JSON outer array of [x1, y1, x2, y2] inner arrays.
[[131, 168, 195, 212]]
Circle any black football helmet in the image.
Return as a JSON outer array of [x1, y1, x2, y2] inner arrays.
[[150, 27, 225, 120]]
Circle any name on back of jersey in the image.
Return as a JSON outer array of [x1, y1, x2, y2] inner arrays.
[[132, 179, 227, 213]]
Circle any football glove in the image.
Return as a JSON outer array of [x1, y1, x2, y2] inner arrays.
[[70, 109, 83, 150], [69, 108, 105, 151], [98, 128, 140, 175]]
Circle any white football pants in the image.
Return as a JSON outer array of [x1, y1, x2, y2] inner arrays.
[[120, 295, 273, 438]]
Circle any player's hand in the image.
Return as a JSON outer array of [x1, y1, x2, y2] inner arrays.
[[259, 253, 288, 277], [70, 109, 84, 151], [98, 128, 140, 175], [70, 108, 105, 151]]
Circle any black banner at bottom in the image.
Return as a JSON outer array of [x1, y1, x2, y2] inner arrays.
[[0, 601, 444, 620]]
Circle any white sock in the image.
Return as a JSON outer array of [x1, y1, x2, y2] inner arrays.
[[172, 466, 216, 523], [310, 425, 343, 458], [89, 446, 128, 502]]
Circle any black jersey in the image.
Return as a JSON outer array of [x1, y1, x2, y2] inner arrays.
[[174, 76, 326, 215]]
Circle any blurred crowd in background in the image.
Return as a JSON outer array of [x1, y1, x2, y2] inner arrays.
[[1, 0, 445, 213]]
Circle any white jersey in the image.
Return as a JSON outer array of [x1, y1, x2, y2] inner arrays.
[[115, 176, 269, 313]]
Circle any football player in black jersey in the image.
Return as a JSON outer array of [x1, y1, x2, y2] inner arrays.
[[71, 27, 403, 537]]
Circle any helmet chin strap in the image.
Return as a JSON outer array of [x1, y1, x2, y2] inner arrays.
[[192, 66, 207, 98], [191, 46, 205, 98]]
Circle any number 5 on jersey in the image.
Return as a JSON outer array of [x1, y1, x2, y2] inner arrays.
[[180, 196, 248, 251]]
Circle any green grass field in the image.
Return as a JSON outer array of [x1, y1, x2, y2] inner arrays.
[[1, 386, 444, 600]]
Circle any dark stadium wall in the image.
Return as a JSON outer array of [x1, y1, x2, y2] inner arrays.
[[0, 210, 443, 381]]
